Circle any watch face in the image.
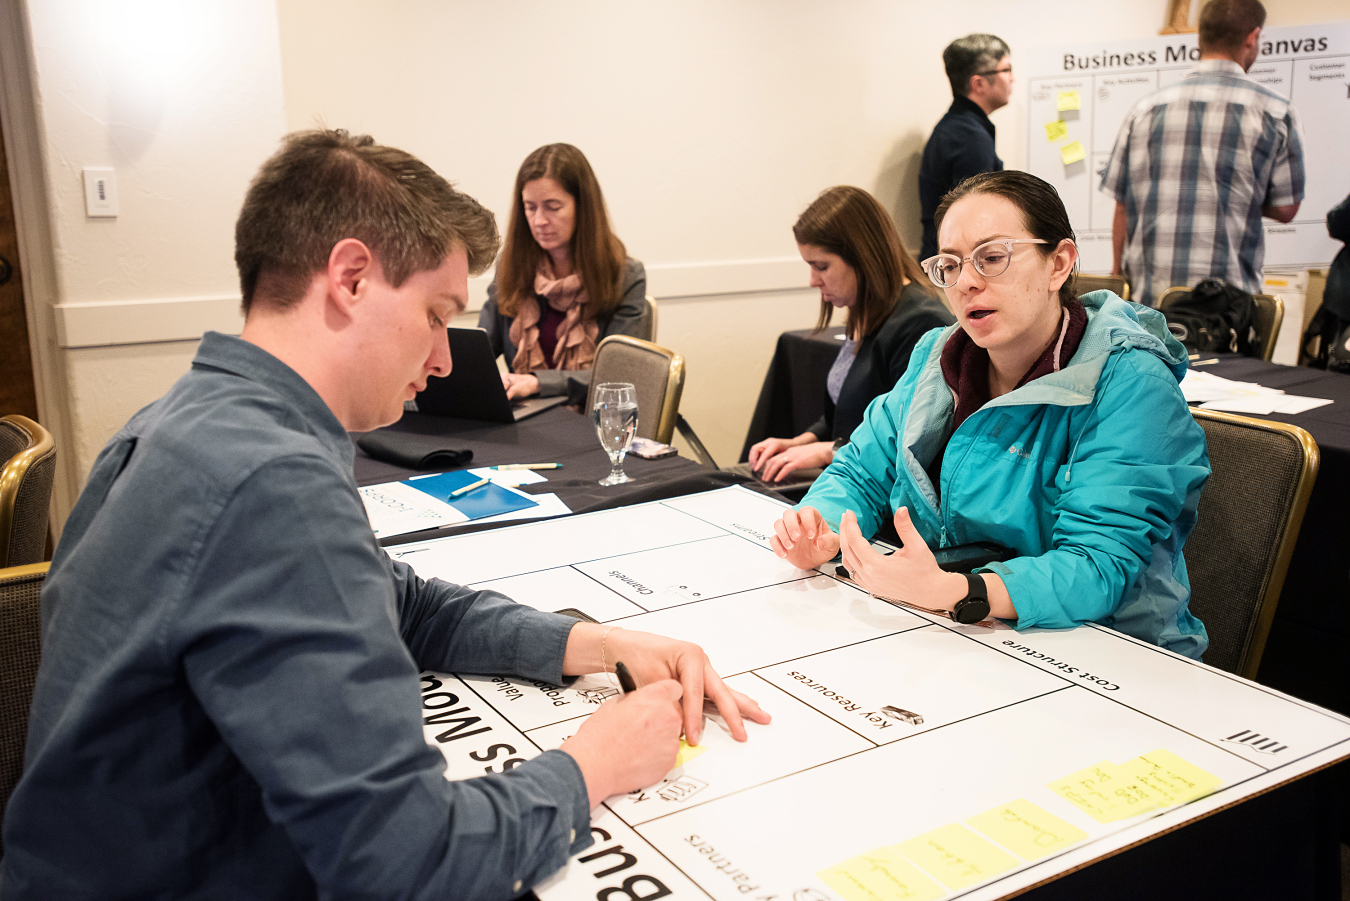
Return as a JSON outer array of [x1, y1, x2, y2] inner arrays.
[[952, 597, 991, 625]]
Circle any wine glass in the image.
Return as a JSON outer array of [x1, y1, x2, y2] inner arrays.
[[592, 383, 638, 486]]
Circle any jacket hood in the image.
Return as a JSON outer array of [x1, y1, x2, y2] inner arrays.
[[1076, 289, 1189, 381]]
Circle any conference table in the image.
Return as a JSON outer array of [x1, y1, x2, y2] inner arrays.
[[351, 373, 1348, 898], [391, 486, 1347, 900], [353, 406, 754, 544], [743, 327, 1350, 724]]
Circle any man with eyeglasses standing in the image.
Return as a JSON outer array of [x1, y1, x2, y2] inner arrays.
[[918, 34, 1014, 262], [1101, 0, 1304, 308]]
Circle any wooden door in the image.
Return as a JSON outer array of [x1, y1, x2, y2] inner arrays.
[[0, 115, 38, 420]]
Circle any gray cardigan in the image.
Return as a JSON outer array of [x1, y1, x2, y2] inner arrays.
[[479, 257, 649, 399]]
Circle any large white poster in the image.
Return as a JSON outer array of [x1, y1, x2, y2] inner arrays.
[[390, 487, 1350, 900], [1026, 22, 1350, 274]]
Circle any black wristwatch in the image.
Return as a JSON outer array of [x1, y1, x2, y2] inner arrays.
[[831, 436, 848, 457], [951, 573, 991, 624]]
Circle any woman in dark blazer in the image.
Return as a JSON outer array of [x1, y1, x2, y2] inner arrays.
[[749, 186, 954, 483]]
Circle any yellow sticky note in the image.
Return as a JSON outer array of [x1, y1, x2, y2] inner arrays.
[[1057, 90, 1081, 111], [1047, 761, 1149, 823], [895, 824, 1018, 890], [817, 846, 946, 901], [1118, 750, 1221, 807], [1044, 120, 1069, 142], [966, 799, 1088, 861], [673, 738, 706, 768], [1061, 141, 1086, 165]]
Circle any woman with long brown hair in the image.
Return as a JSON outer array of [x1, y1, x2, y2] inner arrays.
[[748, 186, 953, 483], [480, 144, 648, 401]]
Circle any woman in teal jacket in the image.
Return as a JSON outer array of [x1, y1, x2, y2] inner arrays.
[[771, 171, 1210, 659]]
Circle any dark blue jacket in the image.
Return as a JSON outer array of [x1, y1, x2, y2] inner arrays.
[[919, 95, 1004, 261]]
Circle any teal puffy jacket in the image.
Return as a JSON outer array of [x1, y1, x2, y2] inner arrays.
[[801, 291, 1211, 658]]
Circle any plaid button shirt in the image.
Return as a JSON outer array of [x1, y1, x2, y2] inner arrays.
[[1100, 59, 1305, 308]]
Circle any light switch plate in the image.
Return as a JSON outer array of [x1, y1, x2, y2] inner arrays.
[[83, 167, 118, 217]]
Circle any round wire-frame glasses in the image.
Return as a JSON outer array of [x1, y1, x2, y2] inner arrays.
[[921, 239, 1047, 289]]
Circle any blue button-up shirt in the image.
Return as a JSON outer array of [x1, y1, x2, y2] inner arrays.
[[2, 332, 592, 899]]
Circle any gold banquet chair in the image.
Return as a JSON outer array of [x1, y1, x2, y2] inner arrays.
[[0, 415, 57, 569], [586, 336, 686, 445], [0, 561, 46, 855], [1074, 274, 1129, 302], [1185, 409, 1318, 678], [644, 295, 659, 343], [1159, 286, 1284, 361]]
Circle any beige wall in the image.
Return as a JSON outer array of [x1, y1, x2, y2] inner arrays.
[[4, 0, 1346, 534], [2, 0, 286, 533]]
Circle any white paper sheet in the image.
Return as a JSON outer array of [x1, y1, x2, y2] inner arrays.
[[359, 480, 468, 538], [1182, 370, 1332, 415], [468, 466, 548, 488]]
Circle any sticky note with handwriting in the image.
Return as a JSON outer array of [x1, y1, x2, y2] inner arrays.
[[1045, 120, 1069, 142], [1061, 141, 1086, 165], [1047, 761, 1149, 823], [674, 738, 706, 768], [817, 846, 945, 901], [1057, 90, 1081, 111], [895, 823, 1018, 890], [966, 798, 1088, 860], [1117, 750, 1221, 807]]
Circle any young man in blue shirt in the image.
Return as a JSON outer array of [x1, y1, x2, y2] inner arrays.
[[0, 130, 769, 900]]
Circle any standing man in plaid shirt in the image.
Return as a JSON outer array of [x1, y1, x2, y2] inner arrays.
[[1101, 0, 1304, 308]]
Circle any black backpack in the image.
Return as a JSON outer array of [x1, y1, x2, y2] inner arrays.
[[1163, 278, 1259, 355]]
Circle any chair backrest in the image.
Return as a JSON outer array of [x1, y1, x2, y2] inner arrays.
[[644, 295, 659, 343], [0, 561, 47, 852], [1250, 293, 1284, 362], [586, 336, 685, 444], [1075, 274, 1129, 302], [1158, 287, 1283, 361], [0, 416, 57, 569], [1186, 409, 1318, 678], [1158, 286, 1190, 310]]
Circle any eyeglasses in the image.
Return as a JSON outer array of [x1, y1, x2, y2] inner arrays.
[[921, 239, 1046, 288], [977, 65, 1013, 78]]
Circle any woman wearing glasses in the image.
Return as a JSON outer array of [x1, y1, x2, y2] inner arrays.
[[481, 143, 647, 402], [748, 186, 953, 484], [770, 171, 1210, 658]]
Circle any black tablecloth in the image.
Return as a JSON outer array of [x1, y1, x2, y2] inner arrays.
[[1200, 356, 1350, 720], [740, 326, 846, 461], [353, 407, 763, 544]]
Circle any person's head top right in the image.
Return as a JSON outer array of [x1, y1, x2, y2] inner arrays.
[[943, 33, 1012, 113], [1198, 0, 1266, 71], [234, 129, 500, 318]]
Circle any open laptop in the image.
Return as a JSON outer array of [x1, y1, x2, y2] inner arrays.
[[414, 328, 569, 423]]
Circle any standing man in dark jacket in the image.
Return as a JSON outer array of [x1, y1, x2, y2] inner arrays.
[[918, 33, 1013, 262]]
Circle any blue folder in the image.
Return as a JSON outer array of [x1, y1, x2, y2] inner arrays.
[[403, 471, 539, 522]]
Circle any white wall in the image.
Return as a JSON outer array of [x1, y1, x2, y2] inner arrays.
[[6, 0, 1345, 531], [275, 0, 1348, 466], [3, 0, 287, 530]]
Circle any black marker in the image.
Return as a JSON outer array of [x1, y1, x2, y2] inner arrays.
[[614, 661, 637, 694]]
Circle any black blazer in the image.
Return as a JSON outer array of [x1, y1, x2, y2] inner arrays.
[[808, 283, 955, 443]]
